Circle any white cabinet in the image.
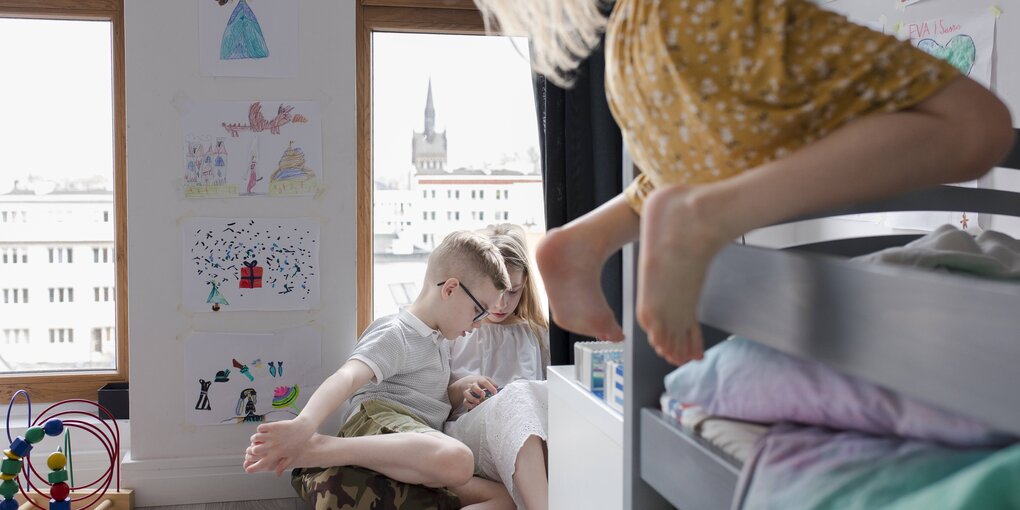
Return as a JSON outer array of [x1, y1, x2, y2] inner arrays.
[[548, 365, 624, 510]]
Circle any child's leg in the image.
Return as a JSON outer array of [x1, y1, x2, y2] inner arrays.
[[640, 76, 1014, 365], [258, 431, 474, 488], [536, 194, 640, 341], [449, 476, 516, 510], [512, 435, 549, 510]]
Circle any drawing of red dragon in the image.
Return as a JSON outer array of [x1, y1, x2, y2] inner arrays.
[[222, 102, 308, 137]]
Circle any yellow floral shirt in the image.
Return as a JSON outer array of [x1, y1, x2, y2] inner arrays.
[[605, 0, 959, 213]]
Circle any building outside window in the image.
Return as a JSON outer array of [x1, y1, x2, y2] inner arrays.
[[372, 33, 547, 320]]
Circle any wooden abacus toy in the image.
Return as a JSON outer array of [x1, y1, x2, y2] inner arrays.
[[3, 390, 133, 510]]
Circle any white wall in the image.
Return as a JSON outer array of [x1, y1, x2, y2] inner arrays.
[[123, 0, 355, 505]]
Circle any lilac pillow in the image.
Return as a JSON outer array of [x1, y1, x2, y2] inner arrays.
[[664, 337, 1014, 447]]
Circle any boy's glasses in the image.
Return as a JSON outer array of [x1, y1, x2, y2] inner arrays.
[[436, 281, 490, 323]]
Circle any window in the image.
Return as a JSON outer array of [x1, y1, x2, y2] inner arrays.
[[93, 246, 113, 263], [0, 0, 127, 404], [2, 289, 29, 304], [48, 247, 73, 264], [1, 211, 27, 223], [361, 4, 549, 327], [90, 326, 113, 353], [94, 286, 114, 302], [48, 328, 74, 344], [3, 329, 29, 345], [48, 287, 75, 303], [2, 247, 27, 264], [387, 282, 418, 308]]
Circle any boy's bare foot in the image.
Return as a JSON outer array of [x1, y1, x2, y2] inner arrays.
[[537, 225, 625, 341], [245, 433, 328, 474], [638, 185, 731, 365]]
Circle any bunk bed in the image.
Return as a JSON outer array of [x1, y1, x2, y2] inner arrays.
[[621, 128, 1020, 510]]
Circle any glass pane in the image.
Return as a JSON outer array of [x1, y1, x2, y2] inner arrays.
[[0, 18, 117, 373], [372, 33, 547, 320]]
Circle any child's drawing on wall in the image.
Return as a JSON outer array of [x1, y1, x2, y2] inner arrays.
[[183, 217, 320, 312]]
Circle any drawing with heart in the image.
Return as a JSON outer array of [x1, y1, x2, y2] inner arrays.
[[916, 34, 976, 76]]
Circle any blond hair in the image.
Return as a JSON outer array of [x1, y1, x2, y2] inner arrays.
[[474, 0, 611, 88], [429, 230, 511, 292], [482, 224, 550, 366]]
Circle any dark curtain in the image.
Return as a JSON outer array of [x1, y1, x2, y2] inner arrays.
[[534, 44, 624, 365]]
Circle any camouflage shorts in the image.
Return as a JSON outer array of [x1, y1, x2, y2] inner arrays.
[[291, 465, 461, 510], [290, 401, 461, 509]]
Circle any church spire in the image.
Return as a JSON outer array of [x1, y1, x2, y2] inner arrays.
[[424, 78, 436, 137]]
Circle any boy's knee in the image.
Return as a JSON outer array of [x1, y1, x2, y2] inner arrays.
[[431, 441, 474, 487]]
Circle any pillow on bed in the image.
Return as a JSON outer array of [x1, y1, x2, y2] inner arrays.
[[664, 336, 1015, 447]]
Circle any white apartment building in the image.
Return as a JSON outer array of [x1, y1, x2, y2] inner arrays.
[[0, 183, 117, 372], [412, 169, 543, 250]]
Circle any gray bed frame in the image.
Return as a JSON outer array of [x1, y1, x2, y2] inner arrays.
[[621, 128, 1020, 510]]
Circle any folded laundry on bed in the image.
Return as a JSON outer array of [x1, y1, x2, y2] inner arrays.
[[664, 336, 1015, 447], [661, 400, 767, 465], [854, 224, 1020, 278], [735, 425, 1020, 510]]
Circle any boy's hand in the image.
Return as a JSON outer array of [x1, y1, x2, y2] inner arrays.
[[448, 374, 498, 410], [456, 375, 498, 410], [243, 415, 316, 476]]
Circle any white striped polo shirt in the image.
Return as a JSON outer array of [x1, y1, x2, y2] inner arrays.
[[343, 309, 452, 430]]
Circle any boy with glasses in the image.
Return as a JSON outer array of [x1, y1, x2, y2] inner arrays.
[[244, 230, 514, 508]]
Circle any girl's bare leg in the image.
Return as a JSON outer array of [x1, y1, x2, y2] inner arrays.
[[450, 476, 516, 510], [536, 195, 640, 341], [639, 76, 1014, 365], [512, 435, 549, 510]]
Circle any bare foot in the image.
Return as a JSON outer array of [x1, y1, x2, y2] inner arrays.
[[537, 225, 625, 341], [638, 185, 731, 365], [245, 433, 328, 474]]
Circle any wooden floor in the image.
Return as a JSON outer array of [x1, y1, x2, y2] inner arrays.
[[137, 498, 308, 510]]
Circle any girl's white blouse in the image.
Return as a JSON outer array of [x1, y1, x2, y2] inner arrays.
[[449, 322, 548, 387]]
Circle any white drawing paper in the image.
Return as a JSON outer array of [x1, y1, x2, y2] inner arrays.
[[898, 7, 995, 88], [181, 100, 322, 198], [185, 326, 322, 426], [182, 217, 320, 312], [198, 0, 299, 78]]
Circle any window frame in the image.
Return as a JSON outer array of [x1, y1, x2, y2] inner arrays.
[[356, 0, 488, 333], [0, 0, 128, 403]]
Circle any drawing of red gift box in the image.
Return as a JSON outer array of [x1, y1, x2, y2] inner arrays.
[[240, 260, 263, 289]]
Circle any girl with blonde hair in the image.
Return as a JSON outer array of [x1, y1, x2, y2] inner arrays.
[[446, 223, 551, 510], [475, 0, 1013, 365]]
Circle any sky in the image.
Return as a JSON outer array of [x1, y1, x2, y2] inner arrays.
[[372, 33, 540, 187], [0, 18, 114, 194]]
